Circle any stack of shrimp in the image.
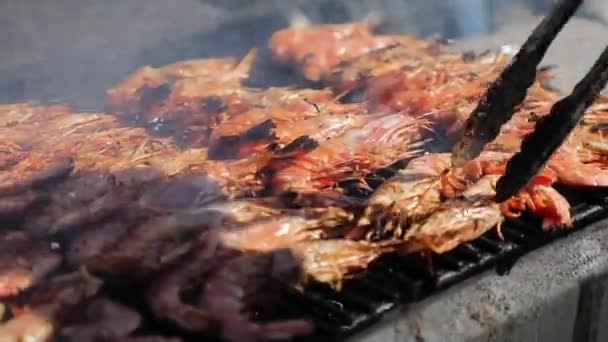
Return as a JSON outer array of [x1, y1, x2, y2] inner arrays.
[[2, 20, 608, 341], [269, 21, 608, 264]]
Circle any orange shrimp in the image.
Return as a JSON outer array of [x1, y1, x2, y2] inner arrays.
[[215, 206, 353, 252], [269, 22, 390, 81], [359, 150, 571, 240], [269, 20, 443, 83], [357, 153, 450, 239], [0, 103, 72, 127], [328, 42, 444, 93], [107, 49, 256, 116], [452, 154, 572, 229], [289, 239, 400, 290], [546, 97, 608, 187], [403, 198, 503, 254], [263, 113, 429, 195], [208, 92, 368, 159]]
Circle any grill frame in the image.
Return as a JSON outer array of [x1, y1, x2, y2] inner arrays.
[[283, 197, 608, 341]]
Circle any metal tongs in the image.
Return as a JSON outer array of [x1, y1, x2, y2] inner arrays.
[[450, 0, 608, 202]]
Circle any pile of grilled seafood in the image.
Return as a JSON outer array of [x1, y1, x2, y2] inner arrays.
[[2, 21, 607, 341]]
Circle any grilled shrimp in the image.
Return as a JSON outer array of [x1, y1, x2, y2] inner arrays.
[[403, 199, 503, 254], [209, 101, 370, 159], [0, 231, 62, 299], [357, 153, 450, 239], [546, 98, 608, 187], [0, 138, 28, 170], [106, 50, 255, 116], [264, 113, 429, 195], [208, 88, 333, 140], [0, 103, 72, 127], [0, 309, 55, 341], [402, 173, 503, 254], [357, 151, 507, 239], [215, 206, 353, 252], [359, 150, 571, 240], [200, 250, 313, 342], [75, 200, 284, 278], [0, 271, 103, 342], [333, 45, 511, 110], [190, 151, 275, 196], [289, 239, 400, 290], [451, 153, 572, 229], [0, 112, 120, 147], [269, 22, 390, 82], [328, 43, 445, 93], [58, 299, 142, 341], [269, 19, 442, 83], [147, 243, 312, 341]]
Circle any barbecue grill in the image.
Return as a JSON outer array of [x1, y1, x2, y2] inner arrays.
[[2, 1, 608, 341]]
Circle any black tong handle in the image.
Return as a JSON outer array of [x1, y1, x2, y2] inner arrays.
[[496, 45, 608, 202]]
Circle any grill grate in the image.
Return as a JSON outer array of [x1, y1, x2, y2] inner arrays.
[[284, 198, 608, 340]]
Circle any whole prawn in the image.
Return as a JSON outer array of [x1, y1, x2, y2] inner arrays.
[[209, 97, 369, 159], [107, 49, 256, 117], [358, 151, 572, 241], [269, 22, 389, 82], [263, 113, 430, 196], [215, 206, 354, 252], [546, 97, 608, 187], [288, 239, 400, 290], [269, 20, 443, 83]]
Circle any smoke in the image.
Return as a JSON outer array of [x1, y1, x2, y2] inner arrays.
[[0, 0, 602, 109], [0, 0, 290, 109]]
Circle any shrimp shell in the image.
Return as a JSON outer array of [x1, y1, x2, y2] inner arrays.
[[265, 113, 429, 194], [403, 201, 503, 254], [358, 153, 450, 239], [289, 239, 400, 290]]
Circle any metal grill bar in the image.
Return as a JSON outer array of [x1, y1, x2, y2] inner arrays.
[[286, 196, 608, 340]]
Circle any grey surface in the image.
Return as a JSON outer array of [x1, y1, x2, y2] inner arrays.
[[456, 12, 608, 93], [350, 219, 608, 342]]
